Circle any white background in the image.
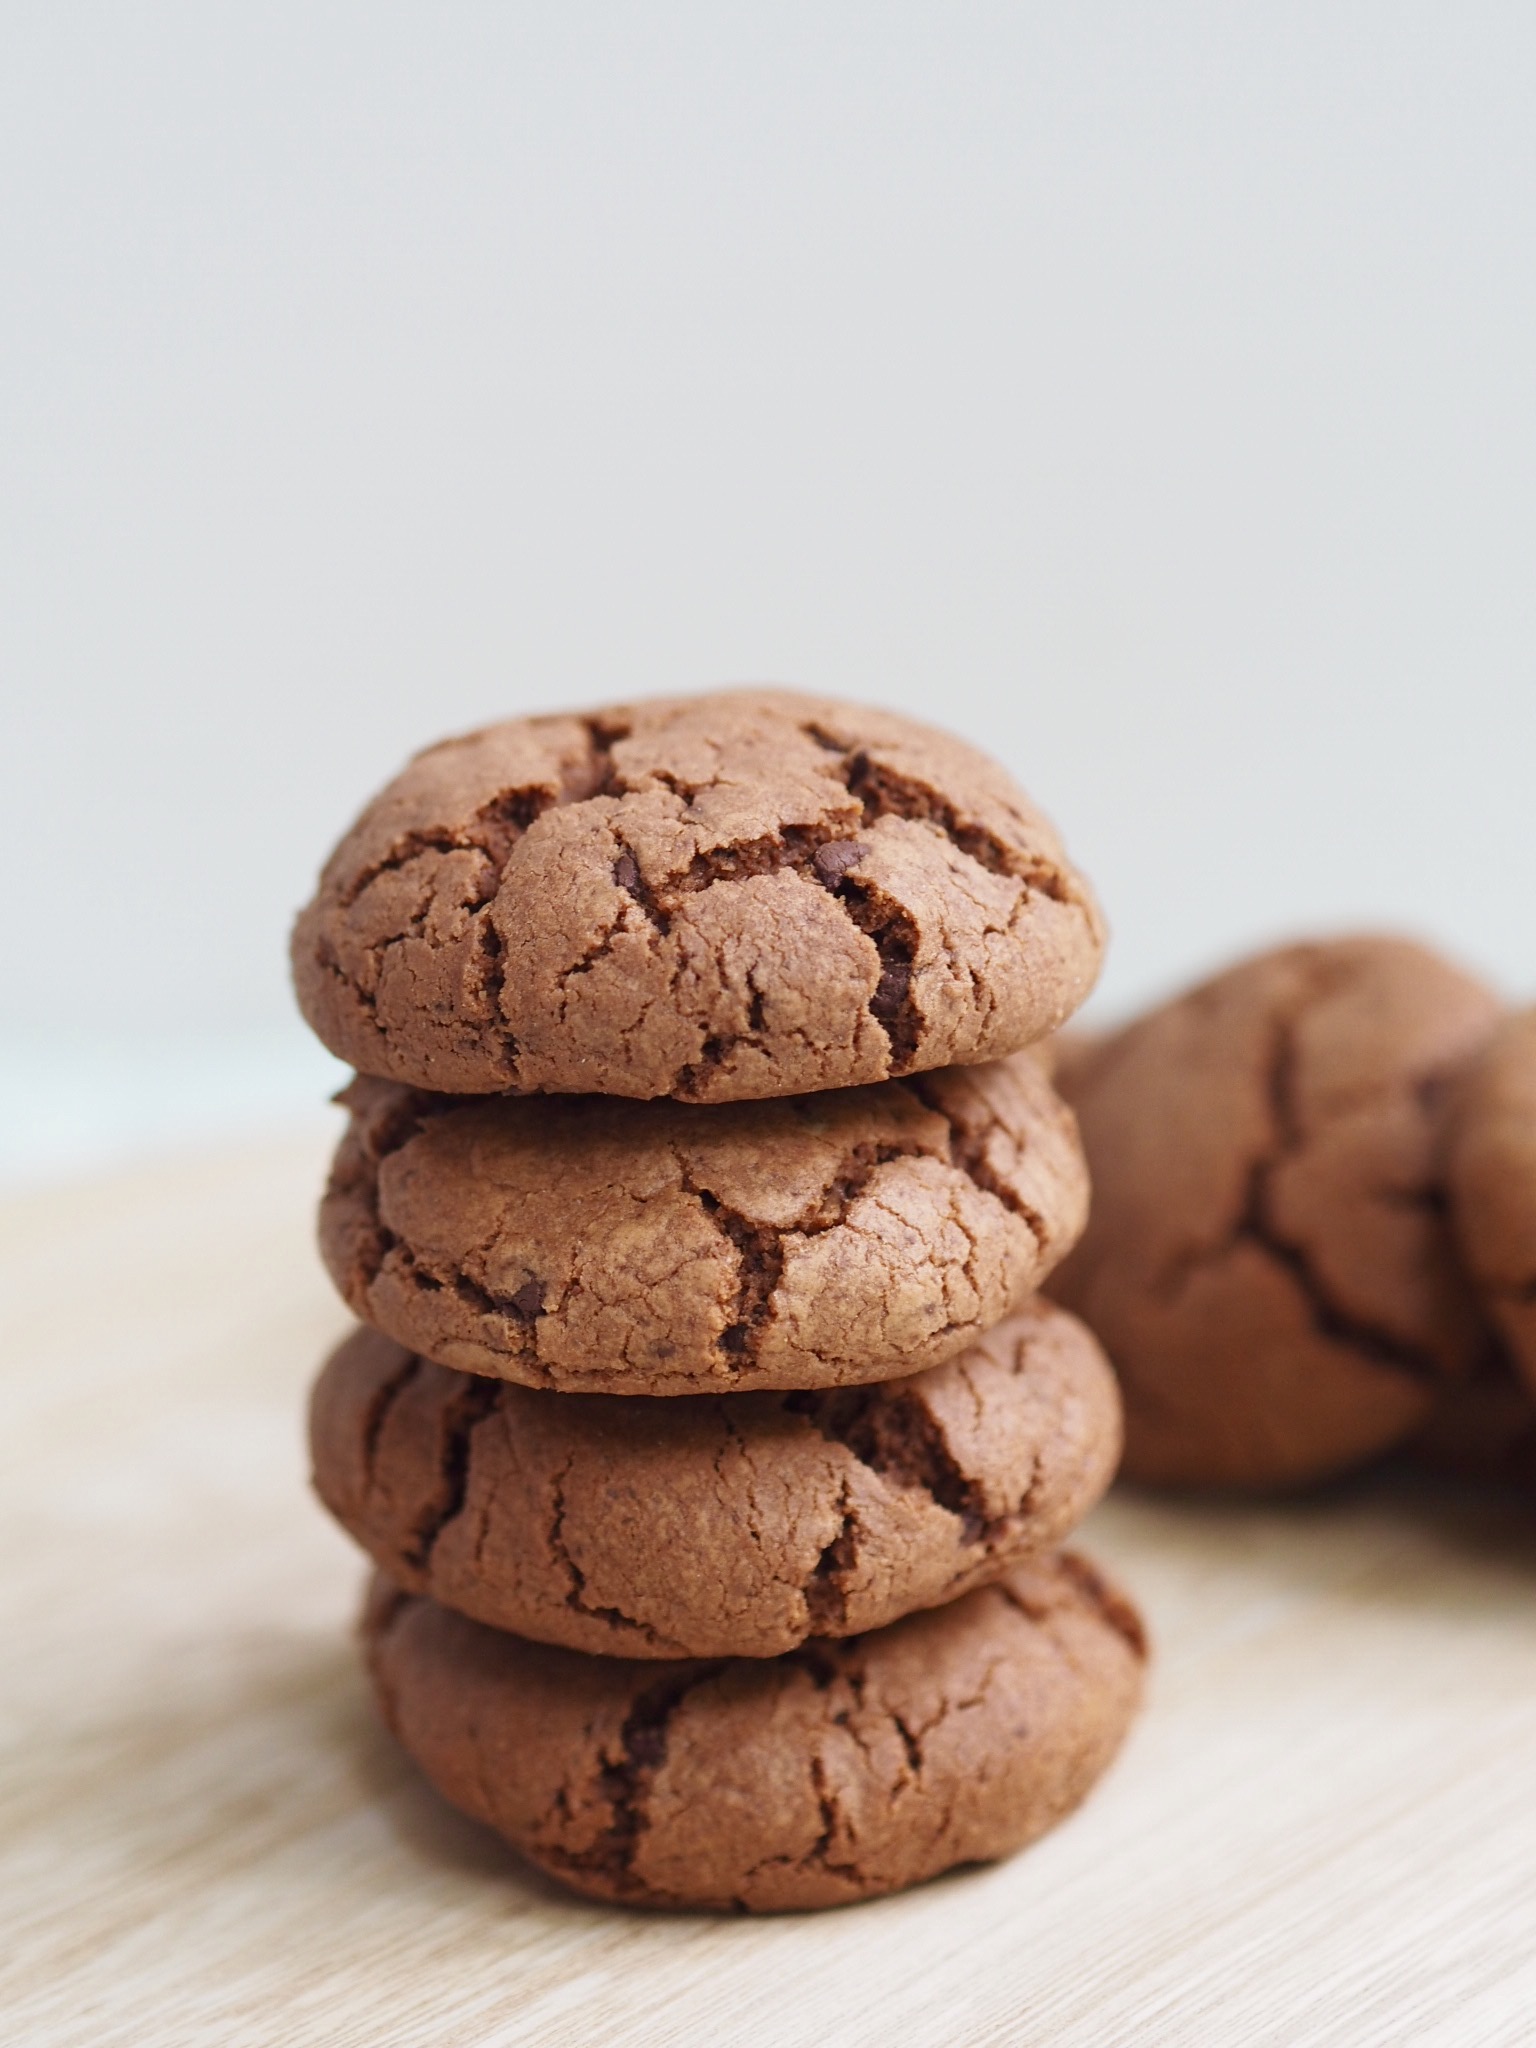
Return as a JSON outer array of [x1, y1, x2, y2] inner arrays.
[[4, 3, 1534, 1182]]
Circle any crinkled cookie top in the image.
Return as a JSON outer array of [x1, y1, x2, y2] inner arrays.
[[362, 1549, 1146, 1912], [317, 1051, 1089, 1394], [292, 688, 1104, 1101], [310, 1301, 1122, 1661]]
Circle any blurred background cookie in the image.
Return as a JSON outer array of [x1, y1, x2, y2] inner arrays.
[[1402, 1351, 1536, 1495], [1050, 936, 1502, 1489], [1446, 1008, 1536, 1396]]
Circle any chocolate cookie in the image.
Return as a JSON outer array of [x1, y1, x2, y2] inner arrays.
[[1050, 937, 1503, 1489], [1446, 1009, 1536, 1395], [321, 1052, 1088, 1393], [291, 690, 1104, 1101], [311, 1302, 1121, 1659], [363, 1552, 1146, 1911]]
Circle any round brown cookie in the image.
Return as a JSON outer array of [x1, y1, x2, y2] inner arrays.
[[291, 689, 1104, 1102], [1446, 1009, 1536, 1395], [1049, 937, 1503, 1490], [362, 1550, 1146, 1912], [310, 1302, 1122, 1659], [321, 1051, 1088, 1393]]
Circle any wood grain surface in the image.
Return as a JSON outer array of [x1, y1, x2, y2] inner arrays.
[[4, 1128, 1535, 2047]]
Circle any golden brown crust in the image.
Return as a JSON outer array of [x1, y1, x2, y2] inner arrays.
[[361, 1551, 1146, 1911], [291, 690, 1104, 1101], [319, 1052, 1089, 1393], [1050, 937, 1504, 1490], [310, 1303, 1122, 1658], [1446, 1009, 1536, 1396]]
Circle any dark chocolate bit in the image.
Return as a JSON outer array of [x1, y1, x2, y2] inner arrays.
[[812, 840, 868, 887], [510, 1280, 544, 1319], [871, 960, 912, 1022], [612, 851, 640, 891]]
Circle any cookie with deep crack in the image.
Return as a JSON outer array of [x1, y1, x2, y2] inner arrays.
[[291, 689, 1104, 1101], [1446, 1009, 1536, 1396], [310, 1301, 1121, 1659], [1049, 937, 1503, 1489], [321, 1051, 1088, 1393], [362, 1550, 1146, 1911]]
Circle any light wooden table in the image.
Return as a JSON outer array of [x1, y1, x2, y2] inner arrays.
[[4, 1129, 1534, 2048]]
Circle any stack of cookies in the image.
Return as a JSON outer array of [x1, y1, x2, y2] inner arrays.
[[292, 689, 1145, 1911]]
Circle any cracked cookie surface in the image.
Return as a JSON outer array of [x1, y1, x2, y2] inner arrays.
[[362, 1549, 1146, 1911], [1446, 1009, 1536, 1396], [291, 689, 1104, 1101], [320, 1050, 1088, 1393], [1049, 937, 1503, 1490], [310, 1301, 1121, 1658]]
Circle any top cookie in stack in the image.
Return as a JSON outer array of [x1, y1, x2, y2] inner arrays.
[[291, 687, 1105, 1103]]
